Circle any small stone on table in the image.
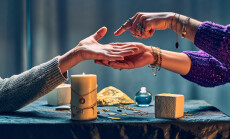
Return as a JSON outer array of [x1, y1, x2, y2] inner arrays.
[[55, 105, 70, 111]]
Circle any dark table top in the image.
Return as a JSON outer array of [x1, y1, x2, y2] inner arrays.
[[0, 100, 230, 139]]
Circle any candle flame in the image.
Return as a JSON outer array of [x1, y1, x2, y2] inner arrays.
[[82, 72, 85, 75]]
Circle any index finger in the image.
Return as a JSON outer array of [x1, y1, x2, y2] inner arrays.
[[114, 21, 132, 36], [114, 14, 138, 36]]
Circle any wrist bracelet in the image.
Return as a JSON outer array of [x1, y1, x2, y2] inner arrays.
[[158, 49, 162, 71], [148, 46, 161, 76], [151, 46, 158, 65]]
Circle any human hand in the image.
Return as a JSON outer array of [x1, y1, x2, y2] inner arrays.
[[59, 27, 139, 73], [77, 27, 139, 61], [95, 42, 155, 69], [114, 12, 174, 39]]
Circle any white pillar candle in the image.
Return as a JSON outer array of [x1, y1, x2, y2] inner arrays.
[[47, 84, 71, 106], [71, 74, 97, 120]]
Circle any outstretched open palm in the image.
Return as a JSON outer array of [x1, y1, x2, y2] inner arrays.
[[77, 27, 139, 61], [95, 42, 155, 69]]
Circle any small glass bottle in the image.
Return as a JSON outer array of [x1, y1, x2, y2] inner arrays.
[[134, 87, 152, 107]]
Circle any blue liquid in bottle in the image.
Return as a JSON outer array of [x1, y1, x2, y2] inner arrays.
[[135, 87, 152, 107]]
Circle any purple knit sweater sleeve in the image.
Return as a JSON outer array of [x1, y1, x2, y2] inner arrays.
[[181, 50, 230, 87], [194, 21, 230, 67], [181, 21, 230, 87]]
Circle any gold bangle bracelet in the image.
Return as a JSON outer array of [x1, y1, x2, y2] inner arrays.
[[158, 48, 162, 71], [150, 46, 158, 66], [148, 46, 161, 76]]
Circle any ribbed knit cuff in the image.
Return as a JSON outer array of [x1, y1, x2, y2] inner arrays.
[[40, 56, 68, 92], [194, 21, 227, 53], [0, 56, 69, 112], [181, 51, 207, 86]]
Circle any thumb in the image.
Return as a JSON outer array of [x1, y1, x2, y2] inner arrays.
[[92, 26, 107, 41]]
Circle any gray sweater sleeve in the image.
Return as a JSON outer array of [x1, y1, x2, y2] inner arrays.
[[0, 56, 68, 112]]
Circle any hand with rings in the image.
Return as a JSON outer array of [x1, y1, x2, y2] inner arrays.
[[114, 12, 174, 39]]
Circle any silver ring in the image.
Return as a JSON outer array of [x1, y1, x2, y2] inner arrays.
[[136, 34, 142, 39], [136, 23, 141, 27], [121, 25, 126, 29], [137, 27, 141, 31], [132, 34, 142, 39], [128, 18, 133, 24], [142, 28, 148, 32], [136, 23, 142, 32], [142, 28, 151, 33]]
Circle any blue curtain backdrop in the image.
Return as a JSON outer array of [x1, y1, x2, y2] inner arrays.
[[0, 0, 27, 76], [1, 0, 230, 115]]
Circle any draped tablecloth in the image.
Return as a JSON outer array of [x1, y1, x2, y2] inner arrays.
[[0, 100, 230, 139]]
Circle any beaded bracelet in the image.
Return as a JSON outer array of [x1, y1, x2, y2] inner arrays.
[[151, 46, 158, 65], [158, 48, 162, 71], [148, 47, 162, 76], [174, 14, 191, 48]]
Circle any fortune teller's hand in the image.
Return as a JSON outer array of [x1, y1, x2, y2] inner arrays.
[[95, 42, 156, 69], [59, 27, 139, 73], [114, 12, 174, 39]]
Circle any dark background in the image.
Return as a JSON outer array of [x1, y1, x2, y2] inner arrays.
[[0, 0, 230, 115]]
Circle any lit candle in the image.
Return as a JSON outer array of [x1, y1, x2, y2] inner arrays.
[[71, 73, 97, 120]]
